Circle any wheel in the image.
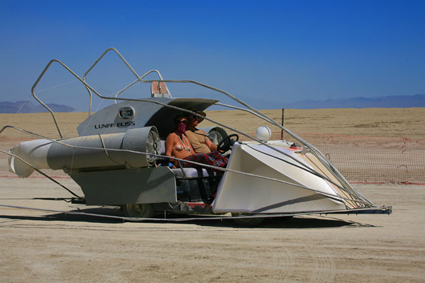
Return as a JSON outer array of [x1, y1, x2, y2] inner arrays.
[[217, 134, 239, 152], [123, 203, 156, 218], [232, 213, 265, 227]]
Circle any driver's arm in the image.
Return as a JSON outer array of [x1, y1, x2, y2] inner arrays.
[[206, 138, 218, 152]]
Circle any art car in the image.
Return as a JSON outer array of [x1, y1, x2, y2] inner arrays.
[[5, 48, 391, 226]]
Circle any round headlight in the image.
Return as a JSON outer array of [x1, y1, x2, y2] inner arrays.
[[256, 126, 272, 142]]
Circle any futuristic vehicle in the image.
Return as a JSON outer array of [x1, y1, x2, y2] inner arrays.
[[6, 48, 391, 226]]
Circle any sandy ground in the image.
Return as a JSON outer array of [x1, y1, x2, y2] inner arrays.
[[0, 180, 424, 282], [1, 107, 424, 139], [0, 108, 424, 282]]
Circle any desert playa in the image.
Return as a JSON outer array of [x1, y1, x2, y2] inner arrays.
[[0, 108, 424, 282]]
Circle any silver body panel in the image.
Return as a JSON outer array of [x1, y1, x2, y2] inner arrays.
[[70, 167, 176, 205], [213, 143, 346, 213]]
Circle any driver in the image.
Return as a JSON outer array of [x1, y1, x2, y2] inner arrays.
[[185, 111, 218, 153]]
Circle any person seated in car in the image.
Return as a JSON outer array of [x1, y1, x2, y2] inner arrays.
[[185, 111, 218, 154], [165, 114, 227, 170], [165, 115, 195, 162]]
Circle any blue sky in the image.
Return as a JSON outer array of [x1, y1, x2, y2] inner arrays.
[[0, 0, 424, 111]]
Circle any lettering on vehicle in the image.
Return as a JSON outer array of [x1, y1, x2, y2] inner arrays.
[[94, 121, 136, 129]]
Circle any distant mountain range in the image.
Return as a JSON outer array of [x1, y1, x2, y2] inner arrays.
[[0, 101, 75, 113], [0, 94, 424, 113], [283, 94, 425, 109]]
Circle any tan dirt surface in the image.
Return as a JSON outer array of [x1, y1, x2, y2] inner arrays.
[[1, 107, 424, 139], [1, 108, 424, 282]]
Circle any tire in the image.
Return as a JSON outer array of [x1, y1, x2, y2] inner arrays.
[[123, 203, 156, 218], [232, 213, 265, 227]]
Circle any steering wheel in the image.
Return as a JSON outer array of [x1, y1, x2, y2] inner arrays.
[[217, 134, 239, 152]]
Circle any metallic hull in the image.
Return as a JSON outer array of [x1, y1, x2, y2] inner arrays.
[[213, 143, 347, 213]]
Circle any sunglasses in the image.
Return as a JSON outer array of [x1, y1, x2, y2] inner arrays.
[[177, 120, 187, 124], [190, 115, 199, 119]]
